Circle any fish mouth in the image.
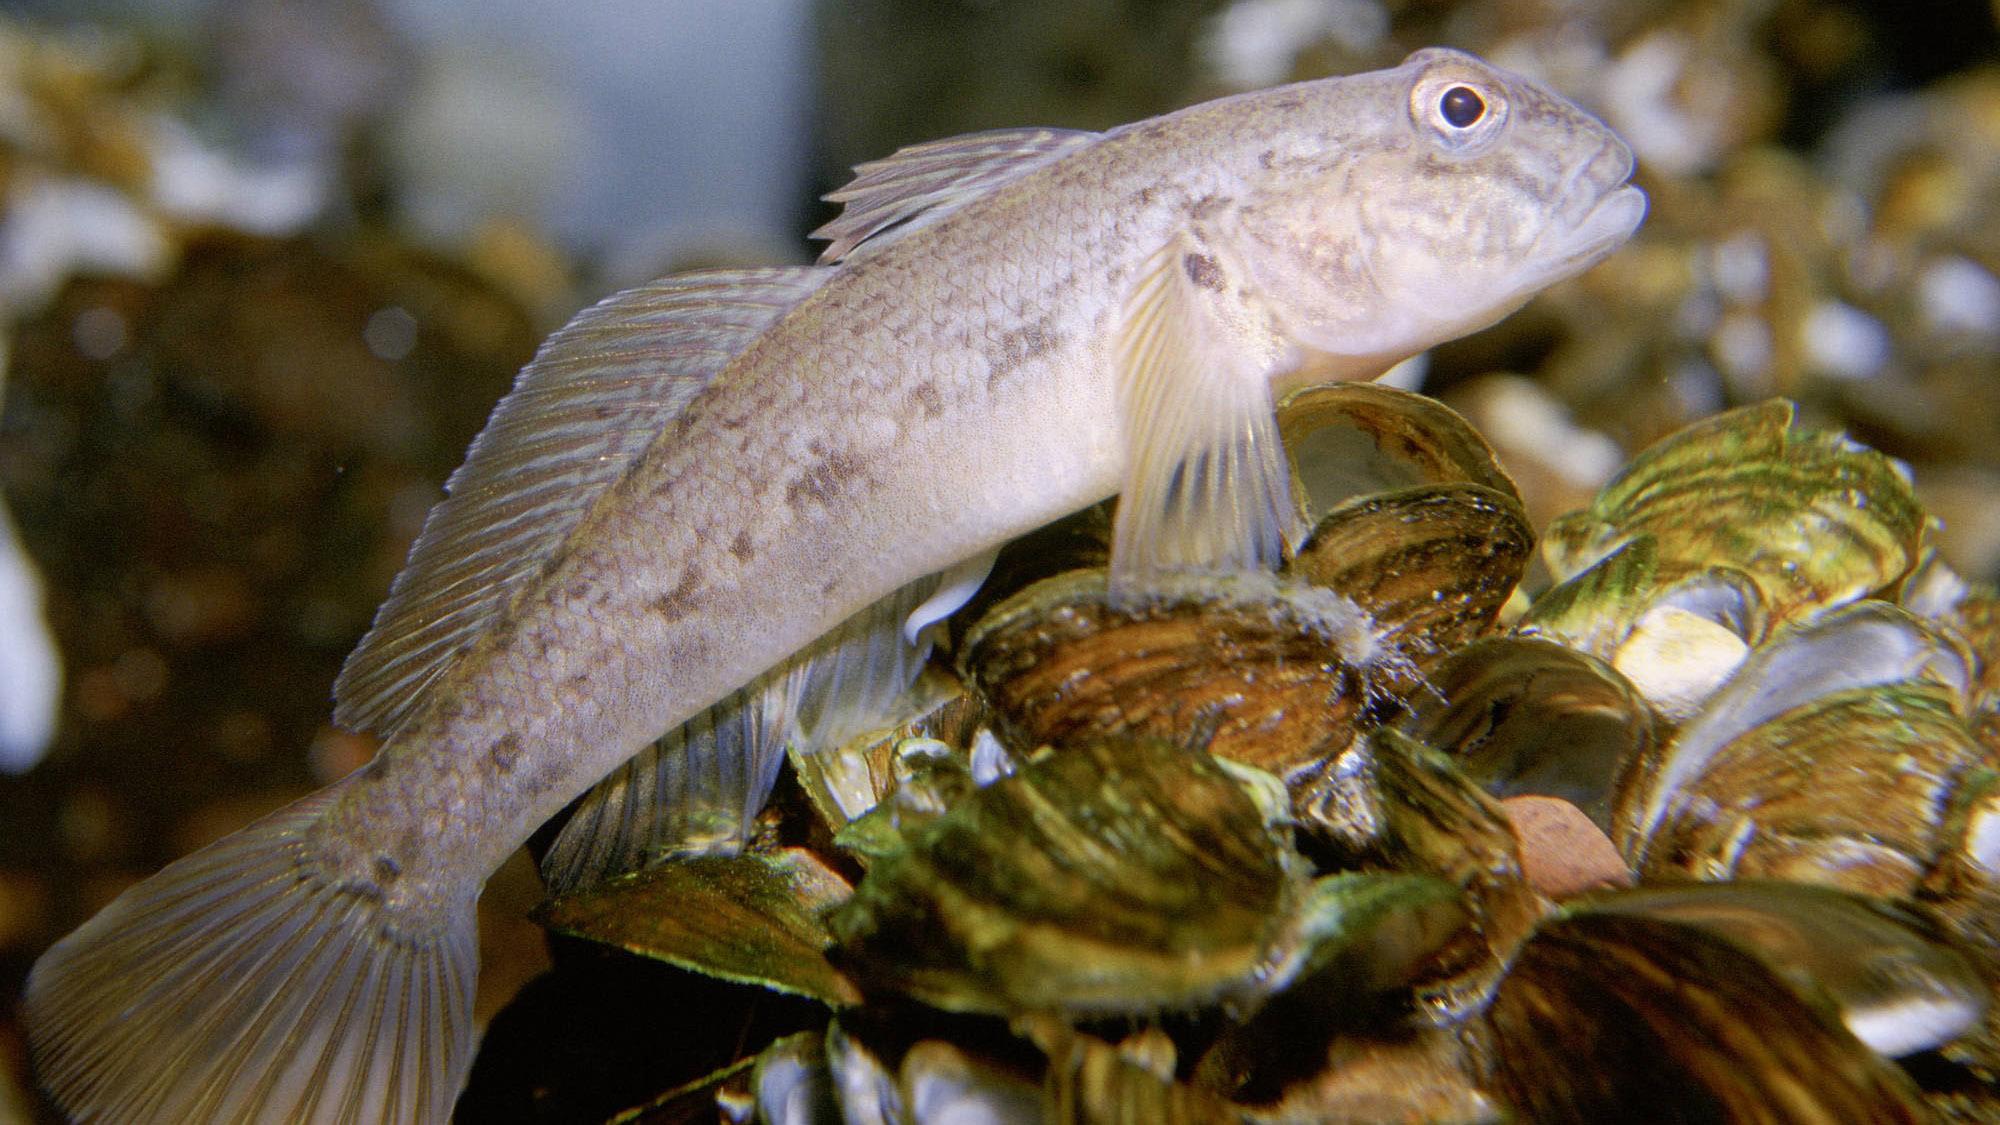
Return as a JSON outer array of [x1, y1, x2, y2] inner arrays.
[[1563, 182, 1648, 263], [1522, 139, 1648, 289]]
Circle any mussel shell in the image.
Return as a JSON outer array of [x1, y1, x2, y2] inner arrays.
[[1044, 1028, 1248, 1124], [1618, 600, 1971, 861], [1579, 881, 1990, 1058], [1295, 730, 1543, 1023], [826, 737, 1299, 1017], [1275, 381, 1521, 527], [1195, 872, 1473, 1102], [1288, 483, 1533, 673], [790, 672, 986, 834], [536, 847, 862, 1007], [1925, 769, 2000, 918], [1943, 585, 2000, 719], [1542, 400, 1925, 622], [1520, 537, 1769, 720], [752, 1030, 839, 1123], [1488, 910, 1931, 1122], [1224, 1029, 1502, 1124], [1637, 680, 1977, 897], [1399, 636, 1654, 829], [961, 569, 1388, 777], [898, 1039, 1041, 1124]]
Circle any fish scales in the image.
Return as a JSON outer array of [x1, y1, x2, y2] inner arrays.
[[25, 48, 1645, 1123], [328, 126, 1183, 883]]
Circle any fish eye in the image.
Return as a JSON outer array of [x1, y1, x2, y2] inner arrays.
[[1440, 86, 1485, 129]]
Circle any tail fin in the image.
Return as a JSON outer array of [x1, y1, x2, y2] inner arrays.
[[24, 783, 479, 1124]]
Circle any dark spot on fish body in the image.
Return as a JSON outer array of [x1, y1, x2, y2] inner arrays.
[[729, 530, 757, 561], [984, 318, 1062, 391], [785, 449, 864, 510], [1129, 185, 1157, 207], [1259, 149, 1277, 170], [910, 379, 945, 419], [374, 854, 403, 884], [488, 733, 522, 772], [1182, 252, 1224, 291], [649, 568, 705, 622]]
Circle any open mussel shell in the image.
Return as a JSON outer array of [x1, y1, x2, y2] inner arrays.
[[1294, 730, 1543, 1023], [1618, 600, 1972, 866], [1398, 636, 1654, 831], [1542, 400, 1926, 623], [1521, 536, 1770, 721], [789, 669, 983, 833], [1487, 910, 1931, 1122], [1922, 769, 2000, 1085], [1274, 381, 1521, 527], [536, 847, 862, 1007], [825, 736, 1302, 1017], [961, 569, 1389, 778], [1287, 483, 1533, 675]]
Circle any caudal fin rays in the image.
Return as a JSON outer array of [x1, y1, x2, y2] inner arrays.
[[25, 783, 478, 1124]]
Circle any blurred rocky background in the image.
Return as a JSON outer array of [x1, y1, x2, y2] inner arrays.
[[0, 0, 1993, 1119]]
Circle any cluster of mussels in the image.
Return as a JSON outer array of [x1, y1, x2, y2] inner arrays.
[[533, 388, 2000, 1123]]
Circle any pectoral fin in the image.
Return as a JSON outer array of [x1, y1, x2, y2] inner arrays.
[[1109, 236, 1304, 595]]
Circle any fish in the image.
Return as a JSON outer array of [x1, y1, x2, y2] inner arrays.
[[24, 47, 1645, 1123]]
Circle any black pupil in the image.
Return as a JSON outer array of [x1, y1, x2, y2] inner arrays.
[[1441, 86, 1484, 128]]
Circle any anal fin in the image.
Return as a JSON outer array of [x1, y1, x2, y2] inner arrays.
[[542, 563, 979, 895]]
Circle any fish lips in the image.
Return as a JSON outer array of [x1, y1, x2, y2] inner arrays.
[[1521, 150, 1648, 292]]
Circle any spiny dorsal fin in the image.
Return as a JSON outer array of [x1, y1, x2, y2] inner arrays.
[[334, 267, 832, 736], [813, 126, 1097, 264]]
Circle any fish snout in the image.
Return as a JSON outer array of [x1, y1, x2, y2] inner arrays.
[[1561, 131, 1639, 227]]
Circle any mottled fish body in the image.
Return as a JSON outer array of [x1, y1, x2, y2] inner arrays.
[[26, 49, 1643, 1122]]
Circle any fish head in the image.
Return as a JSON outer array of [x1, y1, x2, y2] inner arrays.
[[1225, 47, 1647, 376]]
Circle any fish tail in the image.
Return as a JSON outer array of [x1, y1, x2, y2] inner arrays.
[[24, 779, 479, 1124]]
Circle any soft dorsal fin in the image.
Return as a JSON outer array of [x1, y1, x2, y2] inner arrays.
[[334, 267, 832, 736], [812, 126, 1097, 264]]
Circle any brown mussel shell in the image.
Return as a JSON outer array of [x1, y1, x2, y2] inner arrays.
[[825, 736, 1300, 1017], [961, 569, 1388, 778]]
